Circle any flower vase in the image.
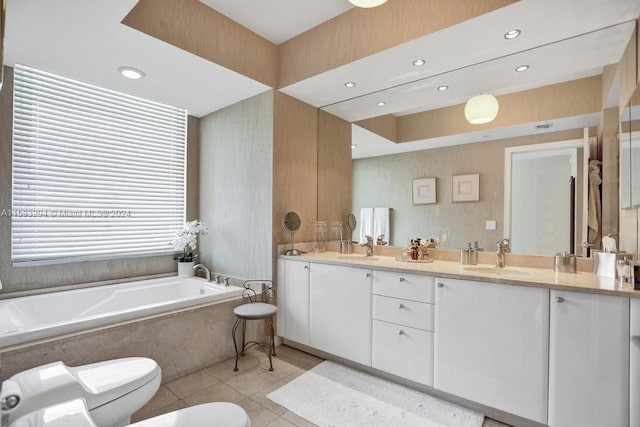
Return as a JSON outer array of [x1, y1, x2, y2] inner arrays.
[[178, 261, 195, 278]]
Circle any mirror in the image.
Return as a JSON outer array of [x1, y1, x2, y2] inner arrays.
[[318, 22, 631, 255], [346, 213, 357, 242], [282, 211, 301, 256], [621, 85, 640, 209]]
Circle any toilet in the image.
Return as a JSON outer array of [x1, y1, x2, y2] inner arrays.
[[1, 358, 161, 427], [7, 398, 251, 427]]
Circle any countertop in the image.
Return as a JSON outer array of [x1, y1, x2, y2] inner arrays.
[[279, 251, 640, 299]]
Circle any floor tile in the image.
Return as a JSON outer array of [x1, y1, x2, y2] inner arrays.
[[205, 354, 264, 381], [131, 386, 179, 420], [236, 398, 279, 427], [182, 382, 245, 406], [131, 399, 188, 423], [265, 417, 297, 427], [223, 368, 281, 396], [483, 417, 512, 426], [275, 346, 323, 370], [281, 410, 317, 427], [250, 380, 288, 416], [259, 356, 304, 380], [164, 369, 219, 399]]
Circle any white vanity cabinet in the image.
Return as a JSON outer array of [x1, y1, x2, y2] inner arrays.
[[548, 290, 629, 427], [276, 259, 310, 345], [631, 298, 640, 427], [372, 271, 435, 385], [434, 277, 549, 424], [309, 263, 372, 366]]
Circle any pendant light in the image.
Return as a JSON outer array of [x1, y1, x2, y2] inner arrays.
[[349, 0, 388, 8], [464, 94, 499, 124]]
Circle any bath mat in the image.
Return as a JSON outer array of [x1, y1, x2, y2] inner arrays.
[[267, 360, 484, 427]]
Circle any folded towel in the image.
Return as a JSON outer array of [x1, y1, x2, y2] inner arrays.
[[359, 208, 374, 244], [373, 208, 390, 245]]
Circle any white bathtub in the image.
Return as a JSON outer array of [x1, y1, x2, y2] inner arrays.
[[0, 276, 244, 348]]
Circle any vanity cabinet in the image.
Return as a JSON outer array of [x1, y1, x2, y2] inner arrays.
[[631, 299, 640, 427], [548, 290, 629, 427], [372, 271, 435, 385], [434, 277, 549, 424], [276, 259, 310, 345], [309, 263, 372, 366]]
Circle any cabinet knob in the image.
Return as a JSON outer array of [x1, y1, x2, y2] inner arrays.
[[365, 273, 372, 278], [303, 265, 308, 269], [437, 283, 444, 288], [555, 296, 564, 303], [397, 330, 404, 335], [398, 277, 405, 282], [397, 303, 405, 309]]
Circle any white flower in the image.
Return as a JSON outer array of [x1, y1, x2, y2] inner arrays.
[[170, 220, 208, 261]]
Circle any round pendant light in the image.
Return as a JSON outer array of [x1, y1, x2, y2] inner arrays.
[[464, 94, 499, 124], [349, 0, 388, 8]]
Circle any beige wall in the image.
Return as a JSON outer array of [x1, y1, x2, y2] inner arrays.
[[199, 90, 274, 279], [352, 129, 590, 250], [0, 67, 200, 295], [318, 110, 353, 225]]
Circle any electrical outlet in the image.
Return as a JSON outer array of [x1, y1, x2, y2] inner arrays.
[[439, 229, 449, 247], [486, 220, 497, 231]]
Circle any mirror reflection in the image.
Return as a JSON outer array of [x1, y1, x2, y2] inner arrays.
[[319, 21, 632, 256]]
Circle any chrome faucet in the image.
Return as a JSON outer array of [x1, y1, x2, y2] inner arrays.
[[361, 235, 374, 256], [192, 263, 211, 281], [496, 239, 510, 268], [376, 234, 388, 246]]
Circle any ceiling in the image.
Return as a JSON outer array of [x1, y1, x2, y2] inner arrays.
[[3, 0, 640, 158]]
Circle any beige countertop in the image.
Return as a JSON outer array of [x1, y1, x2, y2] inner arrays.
[[279, 251, 640, 299]]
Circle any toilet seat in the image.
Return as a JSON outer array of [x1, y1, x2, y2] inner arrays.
[[8, 399, 251, 427], [3, 358, 161, 427]]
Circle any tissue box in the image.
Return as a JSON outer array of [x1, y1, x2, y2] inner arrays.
[[592, 251, 631, 278], [592, 251, 621, 278]]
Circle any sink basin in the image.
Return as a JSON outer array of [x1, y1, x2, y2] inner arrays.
[[335, 256, 379, 261], [463, 266, 531, 277]]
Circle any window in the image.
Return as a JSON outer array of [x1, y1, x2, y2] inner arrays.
[[11, 64, 187, 264]]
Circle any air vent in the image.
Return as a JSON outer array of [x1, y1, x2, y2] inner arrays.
[[535, 123, 553, 129]]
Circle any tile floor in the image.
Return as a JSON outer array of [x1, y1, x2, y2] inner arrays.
[[132, 345, 511, 427]]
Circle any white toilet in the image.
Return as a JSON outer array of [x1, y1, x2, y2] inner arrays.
[[1, 358, 161, 427], [7, 398, 251, 427]]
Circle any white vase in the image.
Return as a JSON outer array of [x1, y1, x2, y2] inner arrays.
[[178, 261, 195, 278]]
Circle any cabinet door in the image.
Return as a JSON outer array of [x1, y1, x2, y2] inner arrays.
[[283, 260, 310, 345], [549, 290, 629, 427], [434, 278, 549, 424], [309, 263, 372, 366], [632, 299, 640, 427]]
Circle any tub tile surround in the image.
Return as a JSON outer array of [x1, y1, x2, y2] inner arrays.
[[0, 297, 263, 381], [132, 345, 510, 427], [277, 249, 637, 298]]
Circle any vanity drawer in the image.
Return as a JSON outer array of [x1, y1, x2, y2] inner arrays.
[[372, 320, 433, 386], [373, 295, 434, 331], [373, 271, 434, 303]]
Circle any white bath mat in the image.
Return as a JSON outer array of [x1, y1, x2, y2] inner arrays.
[[267, 360, 484, 427]]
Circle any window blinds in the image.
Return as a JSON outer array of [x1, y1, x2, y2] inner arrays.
[[12, 64, 187, 264]]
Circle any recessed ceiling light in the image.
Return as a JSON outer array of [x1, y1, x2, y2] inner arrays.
[[413, 59, 426, 66], [504, 29, 521, 40], [118, 66, 145, 80], [377, 101, 386, 107], [437, 85, 449, 91], [345, 81, 356, 88], [515, 65, 530, 72], [351, 144, 358, 149]]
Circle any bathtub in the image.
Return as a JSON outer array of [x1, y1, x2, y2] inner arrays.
[[0, 276, 244, 348]]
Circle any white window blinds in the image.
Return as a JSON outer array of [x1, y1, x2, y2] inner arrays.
[[12, 64, 187, 264]]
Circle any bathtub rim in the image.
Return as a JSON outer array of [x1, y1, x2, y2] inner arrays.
[[0, 275, 251, 349], [0, 289, 247, 353]]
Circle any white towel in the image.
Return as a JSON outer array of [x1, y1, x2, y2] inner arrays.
[[359, 208, 375, 244], [373, 207, 390, 245]]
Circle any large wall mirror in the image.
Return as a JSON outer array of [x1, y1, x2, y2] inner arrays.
[[621, 86, 640, 210], [318, 19, 633, 256]]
